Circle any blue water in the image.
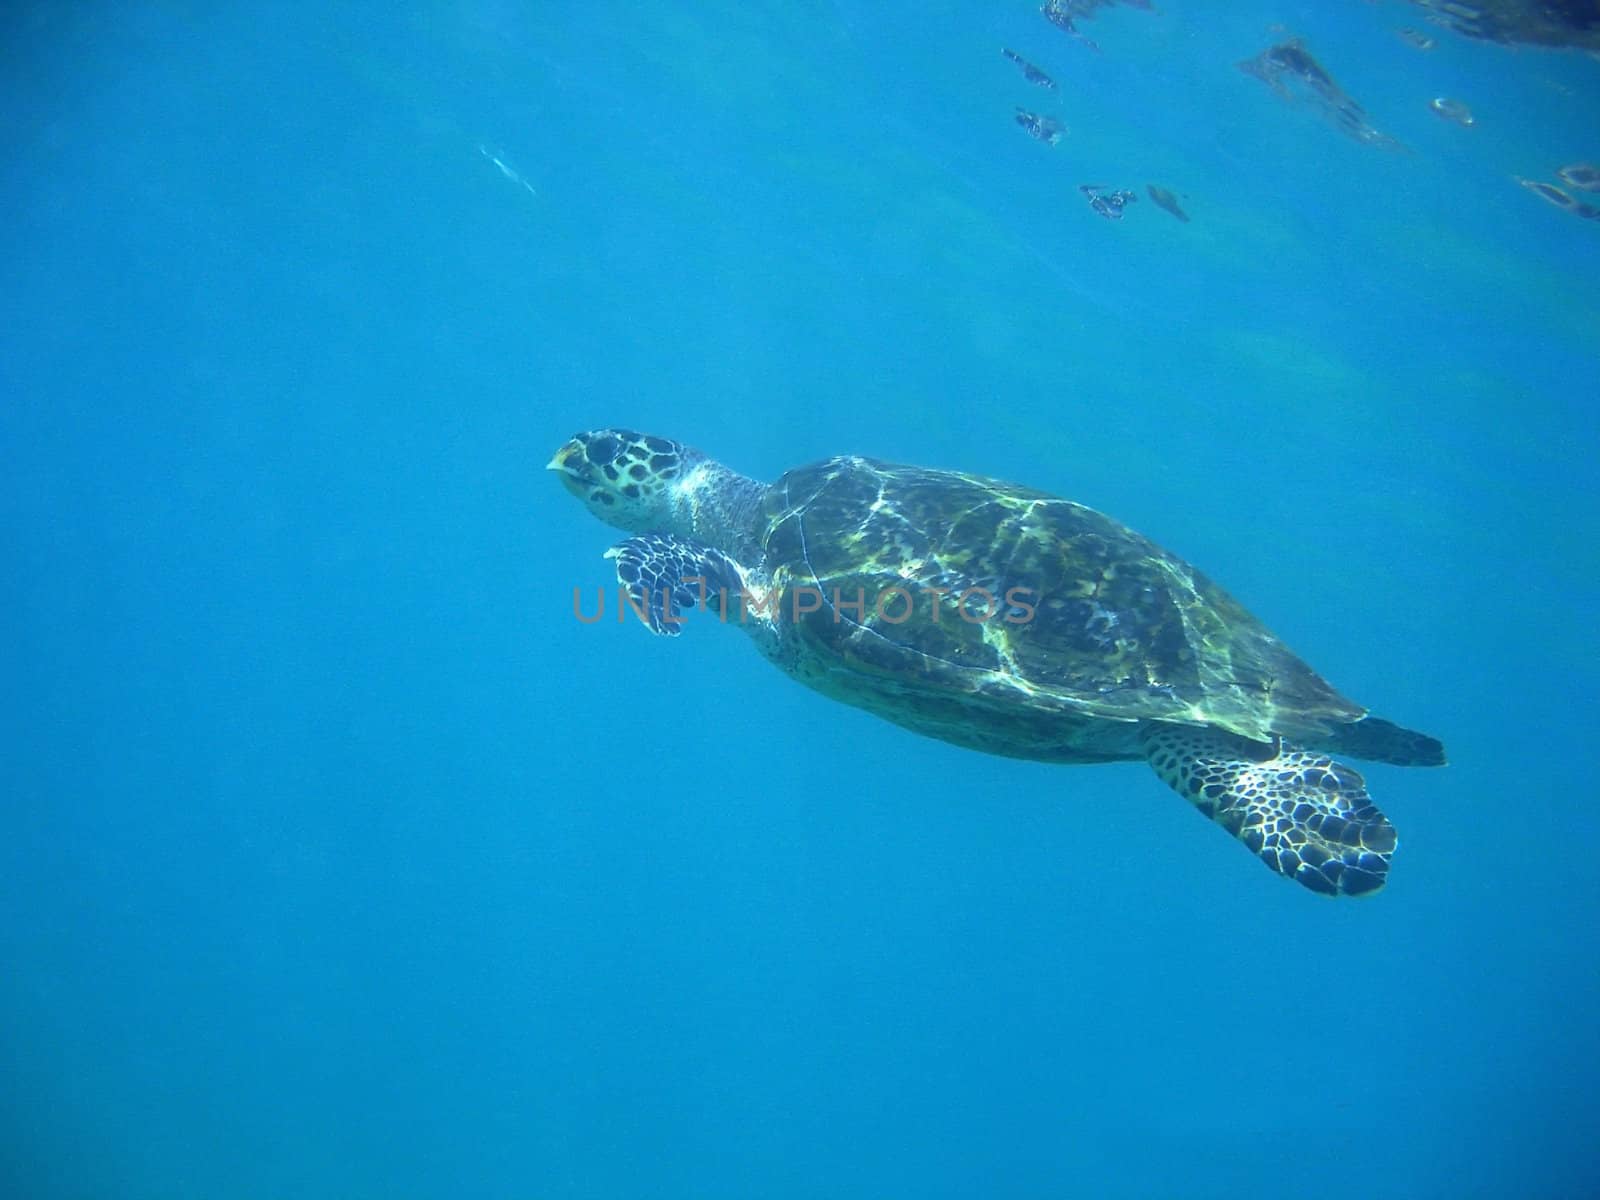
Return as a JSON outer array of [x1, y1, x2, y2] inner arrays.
[[4, 3, 1598, 1196]]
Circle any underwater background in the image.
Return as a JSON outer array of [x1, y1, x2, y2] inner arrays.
[[4, 2, 1599, 1196]]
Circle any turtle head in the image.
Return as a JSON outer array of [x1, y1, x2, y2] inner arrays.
[[547, 429, 704, 533]]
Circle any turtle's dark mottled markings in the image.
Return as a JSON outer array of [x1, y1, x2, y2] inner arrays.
[[551, 431, 1445, 897]]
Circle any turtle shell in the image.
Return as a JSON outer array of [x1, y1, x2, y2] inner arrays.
[[757, 456, 1362, 744]]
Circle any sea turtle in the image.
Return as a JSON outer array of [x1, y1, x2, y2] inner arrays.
[[550, 430, 1446, 896]]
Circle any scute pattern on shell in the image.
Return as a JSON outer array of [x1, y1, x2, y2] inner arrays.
[[757, 457, 1363, 750]]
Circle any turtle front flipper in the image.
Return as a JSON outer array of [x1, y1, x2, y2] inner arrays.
[[1141, 726, 1397, 897], [605, 533, 743, 637]]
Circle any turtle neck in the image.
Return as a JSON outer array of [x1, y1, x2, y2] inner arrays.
[[669, 456, 767, 563]]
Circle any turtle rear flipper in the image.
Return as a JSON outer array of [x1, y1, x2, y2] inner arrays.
[[606, 533, 742, 636], [1142, 726, 1396, 896]]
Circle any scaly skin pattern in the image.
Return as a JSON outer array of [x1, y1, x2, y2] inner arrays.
[[1142, 725, 1395, 896]]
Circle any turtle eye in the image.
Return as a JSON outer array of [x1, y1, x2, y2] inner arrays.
[[587, 434, 621, 464]]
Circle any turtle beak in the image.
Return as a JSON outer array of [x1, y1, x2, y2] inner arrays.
[[547, 437, 593, 496], [547, 437, 592, 476], [545, 438, 580, 472]]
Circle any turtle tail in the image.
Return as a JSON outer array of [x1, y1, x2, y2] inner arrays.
[[1141, 725, 1398, 897], [1321, 716, 1446, 767]]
